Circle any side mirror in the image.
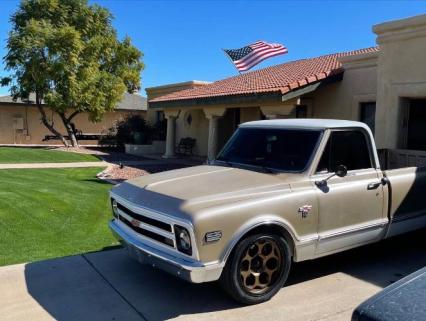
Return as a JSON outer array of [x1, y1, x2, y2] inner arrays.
[[335, 165, 347, 178], [315, 164, 347, 188]]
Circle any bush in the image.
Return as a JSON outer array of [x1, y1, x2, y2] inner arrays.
[[100, 114, 164, 151]]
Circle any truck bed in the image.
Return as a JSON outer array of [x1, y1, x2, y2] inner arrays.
[[384, 166, 426, 237]]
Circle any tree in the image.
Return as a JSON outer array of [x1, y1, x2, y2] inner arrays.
[[1, 0, 144, 147]]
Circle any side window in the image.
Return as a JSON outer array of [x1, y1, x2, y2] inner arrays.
[[316, 131, 373, 173]]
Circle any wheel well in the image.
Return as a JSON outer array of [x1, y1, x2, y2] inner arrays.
[[238, 224, 295, 258]]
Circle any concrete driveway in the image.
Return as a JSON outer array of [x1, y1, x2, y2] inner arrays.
[[1, 229, 425, 321]]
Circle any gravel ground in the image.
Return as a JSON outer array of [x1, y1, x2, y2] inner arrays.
[[99, 163, 192, 182], [50, 146, 197, 182]]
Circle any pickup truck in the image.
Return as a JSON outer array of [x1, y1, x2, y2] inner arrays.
[[352, 266, 426, 321], [109, 119, 426, 304]]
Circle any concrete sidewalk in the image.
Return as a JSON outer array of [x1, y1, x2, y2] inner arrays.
[[0, 230, 425, 321], [0, 161, 108, 169]]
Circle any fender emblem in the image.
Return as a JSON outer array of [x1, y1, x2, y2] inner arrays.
[[298, 205, 312, 218]]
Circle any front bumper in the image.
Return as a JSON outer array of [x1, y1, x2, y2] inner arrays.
[[109, 219, 223, 283]]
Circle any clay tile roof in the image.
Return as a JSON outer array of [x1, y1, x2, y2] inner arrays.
[[150, 47, 379, 104]]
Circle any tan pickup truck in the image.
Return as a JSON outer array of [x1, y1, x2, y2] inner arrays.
[[109, 119, 426, 304]]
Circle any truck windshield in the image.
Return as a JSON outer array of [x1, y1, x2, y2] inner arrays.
[[216, 127, 323, 172]]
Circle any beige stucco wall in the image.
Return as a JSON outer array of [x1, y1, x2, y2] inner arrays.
[[0, 104, 145, 145], [240, 107, 262, 123], [374, 14, 426, 149], [308, 54, 378, 129], [175, 109, 209, 156]]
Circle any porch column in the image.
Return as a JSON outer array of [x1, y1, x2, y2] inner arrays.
[[204, 107, 226, 161], [163, 109, 180, 158]]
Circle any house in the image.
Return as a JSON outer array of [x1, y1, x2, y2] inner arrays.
[[0, 92, 147, 145], [146, 14, 426, 168]]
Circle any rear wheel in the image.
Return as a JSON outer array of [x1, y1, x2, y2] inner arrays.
[[219, 233, 291, 305]]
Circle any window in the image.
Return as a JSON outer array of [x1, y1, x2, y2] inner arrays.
[[296, 105, 308, 118], [407, 99, 426, 150], [360, 102, 376, 135], [316, 130, 373, 173], [217, 128, 322, 172]]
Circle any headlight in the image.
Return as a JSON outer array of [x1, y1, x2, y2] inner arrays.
[[111, 199, 119, 218], [174, 225, 192, 255]]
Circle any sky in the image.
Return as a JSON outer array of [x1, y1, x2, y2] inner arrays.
[[0, 0, 425, 97]]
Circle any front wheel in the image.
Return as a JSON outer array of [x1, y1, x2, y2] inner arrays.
[[219, 233, 292, 305]]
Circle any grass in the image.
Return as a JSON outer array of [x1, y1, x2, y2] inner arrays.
[[0, 167, 118, 266], [0, 147, 100, 163]]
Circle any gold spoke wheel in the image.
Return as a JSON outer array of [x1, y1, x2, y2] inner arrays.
[[239, 238, 282, 294]]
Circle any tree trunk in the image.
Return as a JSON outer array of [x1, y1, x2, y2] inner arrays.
[[59, 113, 79, 148], [36, 104, 69, 147]]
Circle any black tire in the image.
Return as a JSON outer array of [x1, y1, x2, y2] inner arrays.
[[219, 233, 292, 305]]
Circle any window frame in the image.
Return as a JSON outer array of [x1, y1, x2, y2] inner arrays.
[[311, 128, 377, 176]]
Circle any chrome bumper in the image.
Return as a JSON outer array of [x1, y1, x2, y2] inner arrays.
[[109, 219, 223, 283]]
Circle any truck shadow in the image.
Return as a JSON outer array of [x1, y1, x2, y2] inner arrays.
[[23, 228, 425, 321], [288, 227, 426, 287]]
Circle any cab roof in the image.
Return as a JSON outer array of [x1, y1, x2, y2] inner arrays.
[[241, 119, 371, 131]]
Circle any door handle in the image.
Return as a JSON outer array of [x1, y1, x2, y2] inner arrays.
[[367, 182, 381, 190]]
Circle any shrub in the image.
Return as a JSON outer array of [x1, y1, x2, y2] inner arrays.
[[100, 114, 163, 151]]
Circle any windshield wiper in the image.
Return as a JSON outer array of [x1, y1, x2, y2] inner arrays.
[[214, 158, 234, 167], [260, 166, 275, 173], [250, 160, 276, 173]]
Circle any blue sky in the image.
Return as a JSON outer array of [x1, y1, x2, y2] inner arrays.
[[0, 1, 425, 96]]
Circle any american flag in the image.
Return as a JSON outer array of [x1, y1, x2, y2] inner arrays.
[[224, 41, 288, 72]]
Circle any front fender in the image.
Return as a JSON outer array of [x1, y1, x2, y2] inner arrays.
[[219, 215, 299, 263]]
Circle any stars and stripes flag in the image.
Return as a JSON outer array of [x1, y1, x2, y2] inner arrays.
[[223, 40, 288, 72]]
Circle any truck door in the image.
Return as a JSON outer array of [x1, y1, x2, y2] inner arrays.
[[311, 129, 386, 256]]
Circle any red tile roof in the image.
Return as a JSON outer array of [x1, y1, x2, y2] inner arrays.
[[150, 47, 379, 104]]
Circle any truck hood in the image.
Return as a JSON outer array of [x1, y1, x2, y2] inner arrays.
[[111, 165, 293, 221]]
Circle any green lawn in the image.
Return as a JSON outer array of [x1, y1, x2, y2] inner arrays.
[[0, 147, 100, 163], [0, 168, 118, 266]]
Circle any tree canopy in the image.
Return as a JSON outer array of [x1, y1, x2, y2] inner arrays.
[[2, 0, 144, 146]]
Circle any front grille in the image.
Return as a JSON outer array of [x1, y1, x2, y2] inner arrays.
[[118, 216, 174, 247], [116, 203, 172, 232], [114, 200, 175, 248]]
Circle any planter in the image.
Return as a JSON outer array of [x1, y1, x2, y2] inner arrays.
[[125, 140, 166, 156]]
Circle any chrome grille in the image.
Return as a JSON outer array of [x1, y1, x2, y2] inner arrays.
[[114, 200, 175, 248]]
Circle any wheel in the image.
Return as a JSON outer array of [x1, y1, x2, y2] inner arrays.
[[219, 233, 292, 305]]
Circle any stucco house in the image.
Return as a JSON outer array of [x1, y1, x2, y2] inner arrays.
[[0, 92, 147, 145], [146, 14, 426, 168]]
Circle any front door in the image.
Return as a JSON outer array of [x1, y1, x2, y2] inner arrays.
[[311, 129, 386, 255]]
